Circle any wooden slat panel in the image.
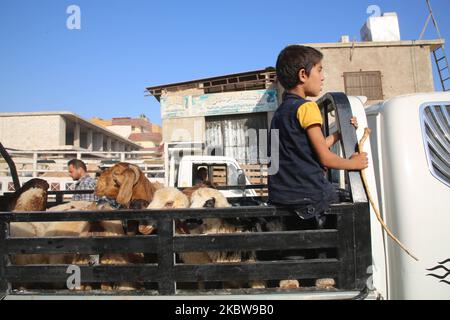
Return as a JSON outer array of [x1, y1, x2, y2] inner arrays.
[[7, 287, 356, 297], [5, 229, 339, 257], [5, 260, 339, 284], [212, 166, 227, 186], [239, 163, 268, 195], [213, 173, 226, 177], [174, 230, 339, 252], [173, 259, 340, 282], [337, 210, 356, 290], [353, 202, 372, 289], [0, 204, 355, 223], [157, 219, 176, 295], [5, 236, 158, 254], [5, 265, 159, 283]]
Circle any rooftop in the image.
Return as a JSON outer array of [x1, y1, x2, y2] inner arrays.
[[111, 117, 154, 131], [145, 39, 445, 101], [306, 39, 444, 50], [146, 67, 276, 101]]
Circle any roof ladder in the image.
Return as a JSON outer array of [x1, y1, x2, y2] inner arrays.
[[433, 46, 450, 91], [420, 0, 450, 91]]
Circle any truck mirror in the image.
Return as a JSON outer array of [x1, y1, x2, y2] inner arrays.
[[237, 170, 246, 187]]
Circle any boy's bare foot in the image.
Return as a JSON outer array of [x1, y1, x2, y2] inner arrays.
[[315, 278, 335, 289], [279, 279, 300, 289]]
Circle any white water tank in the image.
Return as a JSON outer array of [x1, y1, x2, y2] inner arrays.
[[340, 35, 350, 43], [360, 12, 401, 42]]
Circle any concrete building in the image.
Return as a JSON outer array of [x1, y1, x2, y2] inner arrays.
[[91, 116, 162, 151], [146, 68, 278, 164], [146, 38, 444, 165], [309, 39, 443, 104], [0, 112, 141, 152]]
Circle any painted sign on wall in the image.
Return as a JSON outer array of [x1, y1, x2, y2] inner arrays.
[[161, 89, 278, 119]]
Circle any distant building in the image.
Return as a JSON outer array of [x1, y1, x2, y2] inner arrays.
[[308, 39, 443, 104], [0, 111, 141, 152], [146, 68, 277, 165], [146, 38, 443, 165], [91, 116, 162, 151]]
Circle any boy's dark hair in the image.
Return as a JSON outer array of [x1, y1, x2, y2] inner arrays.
[[276, 45, 323, 90], [68, 159, 87, 172]]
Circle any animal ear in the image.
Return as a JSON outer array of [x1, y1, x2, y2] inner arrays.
[[116, 168, 136, 207], [95, 172, 107, 196], [203, 197, 216, 208], [129, 165, 141, 185]]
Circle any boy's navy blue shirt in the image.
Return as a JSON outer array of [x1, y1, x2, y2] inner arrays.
[[268, 92, 337, 212]]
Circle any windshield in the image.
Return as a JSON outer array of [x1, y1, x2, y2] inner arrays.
[[192, 162, 240, 186], [227, 163, 239, 186]]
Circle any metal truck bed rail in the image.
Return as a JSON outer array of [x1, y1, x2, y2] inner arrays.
[[0, 92, 372, 298], [0, 202, 371, 297]]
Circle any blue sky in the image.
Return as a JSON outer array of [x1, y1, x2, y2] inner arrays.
[[0, 0, 449, 125]]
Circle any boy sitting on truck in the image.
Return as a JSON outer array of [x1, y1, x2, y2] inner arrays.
[[269, 45, 368, 228]]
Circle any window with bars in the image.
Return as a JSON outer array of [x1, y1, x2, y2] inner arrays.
[[344, 71, 383, 100]]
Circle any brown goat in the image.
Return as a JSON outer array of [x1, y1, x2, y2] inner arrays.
[[5, 167, 158, 291], [95, 162, 158, 209], [72, 163, 159, 291]]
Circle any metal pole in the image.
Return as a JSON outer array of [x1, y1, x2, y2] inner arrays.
[[419, 13, 431, 40], [32, 153, 38, 178], [0, 143, 20, 191], [426, 0, 443, 39]]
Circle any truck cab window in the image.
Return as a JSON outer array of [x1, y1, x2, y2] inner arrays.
[[211, 165, 227, 187], [193, 165, 209, 185]]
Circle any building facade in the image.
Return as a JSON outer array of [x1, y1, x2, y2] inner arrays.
[[309, 39, 443, 104], [147, 69, 278, 165], [146, 39, 443, 166], [91, 116, 162, 151], [0, 112, 141, 152]]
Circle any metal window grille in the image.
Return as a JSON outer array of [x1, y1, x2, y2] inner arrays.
[[344, 71, 383, 100]]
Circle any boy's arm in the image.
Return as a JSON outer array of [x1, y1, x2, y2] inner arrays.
[[306, 124, 368, 170], [325, 132, 341, 148], [324, 117, 358, 148]]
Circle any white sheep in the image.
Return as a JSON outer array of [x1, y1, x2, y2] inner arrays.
[[189, 187, 266, 289]]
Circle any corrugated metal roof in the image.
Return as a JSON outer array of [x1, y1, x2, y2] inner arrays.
[[145, 67, 275, 92]]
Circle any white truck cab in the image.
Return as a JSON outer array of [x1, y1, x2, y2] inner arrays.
[[169, 155, 258, 198], [348, 92, 450, 300]]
